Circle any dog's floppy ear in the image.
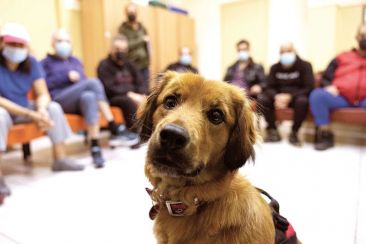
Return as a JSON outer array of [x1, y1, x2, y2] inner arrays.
[[135, 71, 178, 142], [223, 90, 257, 171]]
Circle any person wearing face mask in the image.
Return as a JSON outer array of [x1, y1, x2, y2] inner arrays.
[[0, 23, 85, 199], [42, 29, 140, 168], [310, 24, 366, 151], [97, 35, 145, 137], [223, 39, 265, 99], [118, 3, 150, 95], [259, 42, 314, 146], [165, 47, 198, 73]]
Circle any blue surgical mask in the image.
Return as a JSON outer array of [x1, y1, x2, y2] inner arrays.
[[238, 50, 250, 61], [280, 52, 296, 66], [2, 47, 28, 64], [180, 54, 192, 65], [55, 41, 72, 59]]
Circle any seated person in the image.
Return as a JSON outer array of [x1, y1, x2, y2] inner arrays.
[[97, 35, 145, 132], [310, 24, 366, 151], [258, 42, 314, 146], [41, 29, 139, 168], [0, 23, 84, 198], [165, 47, 198, 73], [223, 39, 265, 99]]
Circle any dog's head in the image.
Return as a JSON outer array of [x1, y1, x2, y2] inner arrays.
[[137, 71, 256, 181]]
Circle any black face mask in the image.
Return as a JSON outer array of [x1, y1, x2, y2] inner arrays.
[[115, 52, 126, 62], [128, 14, 136, 22], [359, 39, 366, 51]]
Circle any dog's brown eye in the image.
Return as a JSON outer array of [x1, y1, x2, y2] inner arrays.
[[164, 96, 178, 109], [207, 109, 224, 125]]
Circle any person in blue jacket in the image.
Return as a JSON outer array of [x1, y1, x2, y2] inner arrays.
[[41, 29, 139, 168], [0, 23, 84, 199]]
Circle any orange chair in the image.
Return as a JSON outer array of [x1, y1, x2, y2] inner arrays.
[[7, 106, 125, 161]]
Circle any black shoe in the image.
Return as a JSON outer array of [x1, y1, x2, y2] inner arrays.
[[91, 146, 106, 168], [0, 177, 11, 197], [315, 131, 334, 151], [289, 132, 302, 147], [264, 129, 281, 142]]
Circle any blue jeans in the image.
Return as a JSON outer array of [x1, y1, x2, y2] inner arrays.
[[53, 79, 107, 125], [309, 88, 366, 126]]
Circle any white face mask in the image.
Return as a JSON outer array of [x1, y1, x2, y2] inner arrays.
[[238, 50, 250, 61], [180, 54, 192, 65], [55, 41, 72, 58], [2, 46, 28, 64], [280, 52, 296, 66]]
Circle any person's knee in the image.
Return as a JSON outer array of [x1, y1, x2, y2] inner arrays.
[[47, 101, 64, 119], [47, 101, 64, 115], [80, 91, 97, 104], [86, 78, 103, 91], [309, 88, 326, 104]]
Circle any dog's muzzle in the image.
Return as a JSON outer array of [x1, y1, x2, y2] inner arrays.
[[150, 123, 204, 177]]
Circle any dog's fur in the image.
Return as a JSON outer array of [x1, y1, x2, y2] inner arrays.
[[137, 72, 275, 244]]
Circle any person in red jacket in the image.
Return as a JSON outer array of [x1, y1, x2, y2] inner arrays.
[[310, 24, 366, 150]]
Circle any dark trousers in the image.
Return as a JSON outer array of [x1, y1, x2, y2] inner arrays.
[[109, 95, 138, 129], [258, 93, 309, 133], [140, 67, 150, 95]]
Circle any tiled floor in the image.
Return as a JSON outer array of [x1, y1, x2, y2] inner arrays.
[[0, 123, 365, 244]]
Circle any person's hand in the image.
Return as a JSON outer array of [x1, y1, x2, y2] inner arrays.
[[249, 85, 262, 95], [127, 92, 146, 105], [325, 85, 339, 96], [274, 93, 292, 109], [68, 70, 80, 82], [28, 109, 54, 130]]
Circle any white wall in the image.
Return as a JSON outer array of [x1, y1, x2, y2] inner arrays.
[[181, 0, 238, 80], [267, 0, 308, 65]]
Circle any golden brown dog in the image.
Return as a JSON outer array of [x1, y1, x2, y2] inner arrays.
[[137, 71, 275, 244]]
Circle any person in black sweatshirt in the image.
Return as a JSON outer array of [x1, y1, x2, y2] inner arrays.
[[258, 42, 314, 146], [97, 35, 145, 137]]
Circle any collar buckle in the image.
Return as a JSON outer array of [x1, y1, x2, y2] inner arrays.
[[165, 201, 187, 217]]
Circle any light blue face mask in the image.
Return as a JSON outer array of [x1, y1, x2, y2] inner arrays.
[[2, 47, 28, 64], [180, 54, 192, 65], [280, 52, 296, 66], [55, 41, 72, 59], [238, 50, 250, 61]]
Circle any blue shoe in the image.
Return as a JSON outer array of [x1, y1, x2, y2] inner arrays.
[[110, 125, 140, 147], [91, 146, 106, 168]]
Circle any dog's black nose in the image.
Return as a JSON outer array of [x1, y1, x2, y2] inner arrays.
[[159, 124, 189, 150]]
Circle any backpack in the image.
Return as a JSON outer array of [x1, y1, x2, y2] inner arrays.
[[257, 188, 299, 244]]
